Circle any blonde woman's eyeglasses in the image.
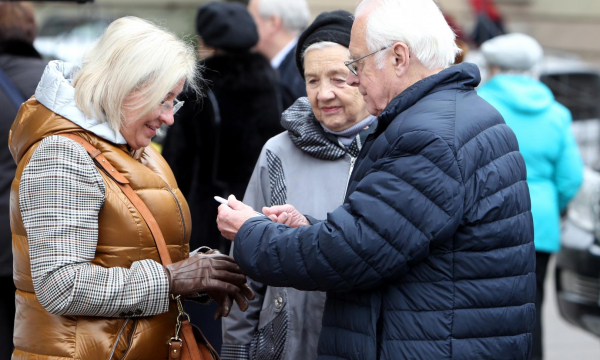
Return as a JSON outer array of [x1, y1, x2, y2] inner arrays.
[[159, 98, 185, 116]]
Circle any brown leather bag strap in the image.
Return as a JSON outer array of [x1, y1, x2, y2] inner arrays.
[[59, 133, 173, 266], [181, 321, 203, 360]]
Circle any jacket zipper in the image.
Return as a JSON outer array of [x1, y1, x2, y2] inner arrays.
[[343, 156, 356, 201], [117, 319, 138, 360], [108, 319, 130, 360], [164, 182, 187, 244]]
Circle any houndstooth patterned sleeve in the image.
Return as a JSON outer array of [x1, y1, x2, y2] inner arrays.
[[19, 135, 170, 317]]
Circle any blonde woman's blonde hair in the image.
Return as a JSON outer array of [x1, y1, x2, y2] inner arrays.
[[73, 16, 199, 133]]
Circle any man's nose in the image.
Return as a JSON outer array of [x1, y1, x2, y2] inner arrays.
[[347, 71, 359, 87]]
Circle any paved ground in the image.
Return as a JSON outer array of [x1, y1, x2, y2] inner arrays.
[[544, 256, 600, 360]]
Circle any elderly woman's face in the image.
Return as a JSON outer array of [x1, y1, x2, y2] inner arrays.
[[120, 79, 185, 150], [304, 45, 370, 132]]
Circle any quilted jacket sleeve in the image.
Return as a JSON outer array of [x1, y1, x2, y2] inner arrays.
[[233, 130, 465, 292]]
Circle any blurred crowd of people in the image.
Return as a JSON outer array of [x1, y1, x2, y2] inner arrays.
[[0, 1, 590, 360]]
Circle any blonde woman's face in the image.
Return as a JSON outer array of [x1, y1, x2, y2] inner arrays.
[[120, 79, 185, 150], [304, 46, 370, 132]]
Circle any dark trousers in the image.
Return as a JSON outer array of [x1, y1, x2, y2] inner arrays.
[[186, 300, 222, 354], [532, 251, 551, 360], [0, 276, 15, 359]]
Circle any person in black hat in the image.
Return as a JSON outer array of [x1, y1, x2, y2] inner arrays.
[[195, 1, 262, 56], [161, 2, 283, 350], [221, 10, 375, 360]]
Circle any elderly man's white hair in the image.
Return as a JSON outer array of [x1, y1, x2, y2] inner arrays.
[[253, 0, 311, 33], [355, 0, 460, 70]]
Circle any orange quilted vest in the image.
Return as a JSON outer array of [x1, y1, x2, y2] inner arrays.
[[9, 98, 192, 360]]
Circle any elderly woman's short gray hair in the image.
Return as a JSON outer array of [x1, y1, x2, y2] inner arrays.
[[302, 41, 348, 67], [73, 16, 199, 132]]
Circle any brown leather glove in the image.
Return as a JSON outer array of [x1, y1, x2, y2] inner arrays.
[[163, 251, 254, 318]]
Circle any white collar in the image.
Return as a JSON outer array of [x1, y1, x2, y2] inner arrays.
[[270, 38, 298, 69]]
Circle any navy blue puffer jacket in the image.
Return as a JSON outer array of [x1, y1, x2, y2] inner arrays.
[[233, 63, 535, 360]]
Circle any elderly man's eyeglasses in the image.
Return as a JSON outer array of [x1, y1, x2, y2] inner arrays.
[[344, 47, 390, 76], [159, 98, 184, 116]]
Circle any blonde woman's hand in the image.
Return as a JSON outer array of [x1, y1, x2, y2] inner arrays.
[[163, 249, 254, 319]]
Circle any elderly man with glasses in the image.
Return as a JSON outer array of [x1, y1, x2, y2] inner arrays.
[[217, 1, 536, 359]]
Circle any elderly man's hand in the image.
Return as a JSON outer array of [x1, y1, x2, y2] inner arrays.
[[217, 195, 261, 240], [262, 204, 310, 228]]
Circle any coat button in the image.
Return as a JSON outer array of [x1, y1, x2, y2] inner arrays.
[[275, 296, 283, 309], [135, 309, 143, 315]]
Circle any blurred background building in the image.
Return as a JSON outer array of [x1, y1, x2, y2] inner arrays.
[[440, 0, 600, 65], [30, 0, 600, 66]]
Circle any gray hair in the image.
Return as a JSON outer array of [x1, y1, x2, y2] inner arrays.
[[73, 17, 199, 133], [254, 0, 311, 34], [481, 33, 543, 72], [302, 41, 348, 65], [355, 0, 460, 70]]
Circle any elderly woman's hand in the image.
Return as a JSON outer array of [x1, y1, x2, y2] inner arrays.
[[163, 250, 254, 319], [217, 195, 261, 240], [262, 204, 310, 228]]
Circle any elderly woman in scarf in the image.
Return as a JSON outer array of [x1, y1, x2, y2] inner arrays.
[[221, 10, 375, 360]]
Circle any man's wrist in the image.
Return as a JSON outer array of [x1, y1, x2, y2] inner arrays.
[[304, 214, 321, 225]]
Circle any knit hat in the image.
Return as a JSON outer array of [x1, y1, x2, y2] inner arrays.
[[295, 10, 354, 78], [481, 33, 544, 71], [196, 1, 258, 52]]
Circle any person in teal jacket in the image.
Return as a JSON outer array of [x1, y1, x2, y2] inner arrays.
[[478, 33, 584, 360]]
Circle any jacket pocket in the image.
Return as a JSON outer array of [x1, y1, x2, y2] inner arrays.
[[108, 318, 138, 360], [250, 290, 289, 360]]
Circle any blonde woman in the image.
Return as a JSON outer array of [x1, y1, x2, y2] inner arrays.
[[9, 17, 253, 359]]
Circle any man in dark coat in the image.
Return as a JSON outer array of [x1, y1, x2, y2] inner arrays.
[[0, 2, 47, 358], [247, 0, 310, 110], [217, 0, 536, 359]]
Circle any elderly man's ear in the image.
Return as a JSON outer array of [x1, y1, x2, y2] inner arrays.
[[392, 42, 411, 77]]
